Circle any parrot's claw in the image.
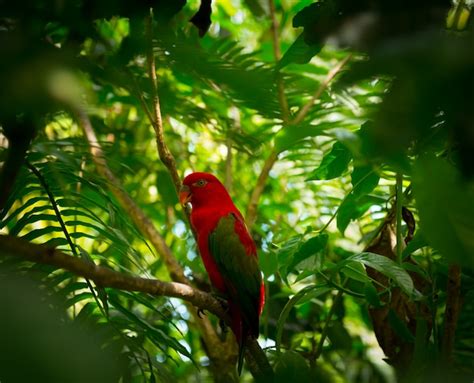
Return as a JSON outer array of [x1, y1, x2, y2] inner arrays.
[[197, 308, 207, 318], [219, 319, 228, 334], [211, 293, 229, 311], [218, 318, 228, 341]]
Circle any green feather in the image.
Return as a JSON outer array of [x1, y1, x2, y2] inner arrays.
[[208, 213, 261, 337]]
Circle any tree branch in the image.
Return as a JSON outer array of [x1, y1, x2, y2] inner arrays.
[[75, 107, 187, 284], [291, 54, 352, 126], [245, 149, 278, 227], [442, 263, 462, 364], [268, 0, 289, 122], [145, 13, 182, 193], [0, 234, 228, 320]]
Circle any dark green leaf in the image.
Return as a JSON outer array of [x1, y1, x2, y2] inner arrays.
[[288, 233, 328, 272], [307, 142, 352, 181], [351, 166, 379, 197], [278, 33, 323, 69], [413, 155, 474, 268], [349, 252, 417, 297], [275, 351, 311, 383], [388, 309, 415, 343], [276, 285, 330, 351]]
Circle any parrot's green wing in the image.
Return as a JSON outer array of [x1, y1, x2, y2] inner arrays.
[[209, 213, 262, 337]]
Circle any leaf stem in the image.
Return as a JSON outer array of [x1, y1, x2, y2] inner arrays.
[[314, 285, 345, 360], [26, 161, 107, 317]]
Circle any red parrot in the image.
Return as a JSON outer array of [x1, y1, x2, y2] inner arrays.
[[179, 172, 265, 374]]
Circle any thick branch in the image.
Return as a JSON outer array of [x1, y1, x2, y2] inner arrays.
[[0, 234, 228, 320], [291, 54, 352, 126]]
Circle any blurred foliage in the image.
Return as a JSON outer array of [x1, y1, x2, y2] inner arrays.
[[0, 0, 473, 382]]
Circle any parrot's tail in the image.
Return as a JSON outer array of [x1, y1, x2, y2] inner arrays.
[[230, 302, 247, 376], [237, 333, 246, 376]]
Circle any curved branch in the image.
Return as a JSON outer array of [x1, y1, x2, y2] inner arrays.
[[145, 13, 182, 193], [268, 0, 289, 122], [0, 234, 228, 320], [291, 54, 352, 126], [245, 149, 278, 227], [75, 108, 187, 284]]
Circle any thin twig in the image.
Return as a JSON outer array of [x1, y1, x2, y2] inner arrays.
[[245, 149, 278, 227], [145, 13, 181, 193], [313, 287, 344, 360], [268, 0, 290, 122], [291, 54, 352, 126]]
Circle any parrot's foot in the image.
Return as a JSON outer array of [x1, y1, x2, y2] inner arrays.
[[211, 293, 229, 311], [218, 318, 228, 341], [197, 308, 207, 318], [219, 319, 228, 334]]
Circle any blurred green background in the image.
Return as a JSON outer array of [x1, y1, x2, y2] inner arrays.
[[0, 0, 473, 382]]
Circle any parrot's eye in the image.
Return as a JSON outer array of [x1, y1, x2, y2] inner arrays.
[[194, 179, 208, 187]]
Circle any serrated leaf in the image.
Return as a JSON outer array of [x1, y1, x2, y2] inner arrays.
[[307, 142, 352, 181]]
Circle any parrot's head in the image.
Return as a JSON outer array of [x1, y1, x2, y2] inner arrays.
[[180, 172, 233, 208]]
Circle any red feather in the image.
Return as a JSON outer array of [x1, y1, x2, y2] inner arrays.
[[181, 172, 265, 373]]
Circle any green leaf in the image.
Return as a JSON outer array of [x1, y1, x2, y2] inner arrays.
[[21, 226, 63, 241], [364, 282, 382, 308], [274, 121, 337, 152], [349, 252, 417, 297], [403, 232, 428, 258], [326, 322, 353, 351], [340, 260, 369, 283], [259, 250, 278, 277], [156, 170, 178, 207], [413, 155, 474, 268], [351, 166, 379, 197], [276, 285, 331, 351], [288, 233, 328, 272], [278, 33, 323, 69], [307, 142, 352, 181], [275, 351, 311, 383], [388, 309, 415, 343], [336, 194, 378, 234]]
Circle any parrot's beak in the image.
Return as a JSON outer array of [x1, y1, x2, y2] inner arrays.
[[179, 184, 192, 205]]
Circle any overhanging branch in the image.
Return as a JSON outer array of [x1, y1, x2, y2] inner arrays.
[[0, 234, 228, 320]]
